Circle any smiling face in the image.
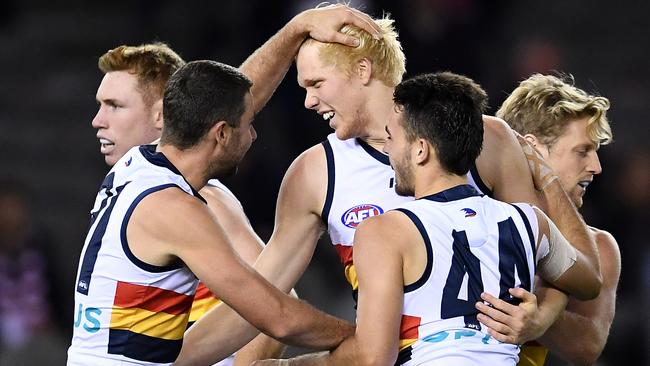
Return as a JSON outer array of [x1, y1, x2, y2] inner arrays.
[[92, 71, 161, 166], [536, 116, 603, 208], [296, 42, 370, 140]]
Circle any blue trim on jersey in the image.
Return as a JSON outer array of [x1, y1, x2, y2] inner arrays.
[[120, 184, 186, 273], [108, 328, 182, 363], [77, 182, 129, 295], [356, 138, 390, 165], [421, 184, 483, 203], [396, 208, 433, 293], [469, 164, 493, 197], [510, 204, 537, 273], [321, 139, 335, 227], [90, 172, 115, 227], [139, 145, 206, 204]]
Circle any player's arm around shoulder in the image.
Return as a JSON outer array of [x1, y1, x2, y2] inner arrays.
[[539, 228, 620, 365], [201, 185, 263, 264], [259, 144, 329, 292], [477, 115, 542, 207], [532, 207, 602, 301]]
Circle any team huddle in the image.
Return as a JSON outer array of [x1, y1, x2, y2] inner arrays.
[[67, 4, 620, 366]]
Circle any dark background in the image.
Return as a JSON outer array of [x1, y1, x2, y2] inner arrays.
[[0, 0, 648, 364]]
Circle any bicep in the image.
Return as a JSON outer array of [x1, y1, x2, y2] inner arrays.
[[257, 147, 327, 291], [202, 186, 264, 265], [352, 219, 403, 363], [478, 116, 542, 207]]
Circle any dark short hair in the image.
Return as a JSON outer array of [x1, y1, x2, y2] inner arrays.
[[161, 60, 252, 150], [393, 72, 487, 175]]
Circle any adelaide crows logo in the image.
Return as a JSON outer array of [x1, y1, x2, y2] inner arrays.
[[461, 208, 477, 217]]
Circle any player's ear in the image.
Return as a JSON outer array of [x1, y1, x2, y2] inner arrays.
[[357, 58, 372, 85], [151, 99, 164, 130], [414, 138, 429, 164], [210, 120, 230, 145], [523, 134, 541, 149]]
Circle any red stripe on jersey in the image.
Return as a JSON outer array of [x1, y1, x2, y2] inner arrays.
[[333, 244, 353, 266], [193, 282, 218, 301], [113, 281, 193, 315], [400, 314, 421, 340]]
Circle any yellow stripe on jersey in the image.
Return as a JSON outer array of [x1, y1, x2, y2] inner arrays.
[[188, 296, 222, 323], [518, 342, 548, 366], [110, 306, 190, 340]]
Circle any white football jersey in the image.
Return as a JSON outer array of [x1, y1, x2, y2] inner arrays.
[[322, 134, 411, 294], [322, 134, 490, 294], [68, 145, 202, 366], [394, 185, 539, 366]]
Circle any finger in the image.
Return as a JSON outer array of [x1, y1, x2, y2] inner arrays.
[[476, 312, 513, 335], [345, 8, 382, 38], [475, 301, 516, 324], [509, 287, 536, 303], [481, 292, 517, 314], [485, 326, 516, 344], [329, 32, 360, 47]]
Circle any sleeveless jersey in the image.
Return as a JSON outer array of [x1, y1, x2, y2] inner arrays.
[[322, 134, 489, 294], [394, 185, 539, 366], [186, 179, 241, 366], [67, 145, 202, 366], [467, 167, 549, 366], [322, 134, 411, 297]]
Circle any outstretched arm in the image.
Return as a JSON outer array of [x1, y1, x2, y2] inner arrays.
[[130, 189, 353, 366], [175, 146, 332, 365], [201, 186, 288, 365], [240, 4, 381, 114]]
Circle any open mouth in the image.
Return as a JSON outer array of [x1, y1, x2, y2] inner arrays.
[[577, 180, 591, 189], [99, 138, 115, 151], [322, 111, 335, 121]]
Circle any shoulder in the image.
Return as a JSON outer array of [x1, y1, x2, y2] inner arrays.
[[482, 115, 515, 142], [279, 143, 328, 204], [133, 186, 209, 229], [590, 227, 622, 277], [355, 210, 419, 251]]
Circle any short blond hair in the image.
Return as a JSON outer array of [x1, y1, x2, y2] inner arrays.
[[303, 14, 406, 87], [497, 73, 612, 148], [98, 42, 185, 106]]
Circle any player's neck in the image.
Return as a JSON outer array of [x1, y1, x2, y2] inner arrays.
[[358, 85, 395, 150], [414, 172, 468, 199], [157, 143, 209, 191]]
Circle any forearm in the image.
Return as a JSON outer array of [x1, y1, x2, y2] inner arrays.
[[538, 310, 606, 366], [533, 282, 569, 337], [276, 301, 354, 350], [176, 304, 260, 366], [239, 15, 307, 114], [233, 334, 287, 366], [540, 180, 600, 282]]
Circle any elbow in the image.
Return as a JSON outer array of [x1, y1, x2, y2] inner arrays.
[[356, 348, 397, 366], [573, 276, 601, 301], [566, 341, 605, 366]]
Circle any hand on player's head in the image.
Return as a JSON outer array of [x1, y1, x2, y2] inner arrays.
[[516, 133, 559, 191], [298, 4, 381, 47]]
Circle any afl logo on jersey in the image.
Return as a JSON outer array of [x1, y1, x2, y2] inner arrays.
[[125, 156, 132, 167], [341, 204, 384, 228]]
